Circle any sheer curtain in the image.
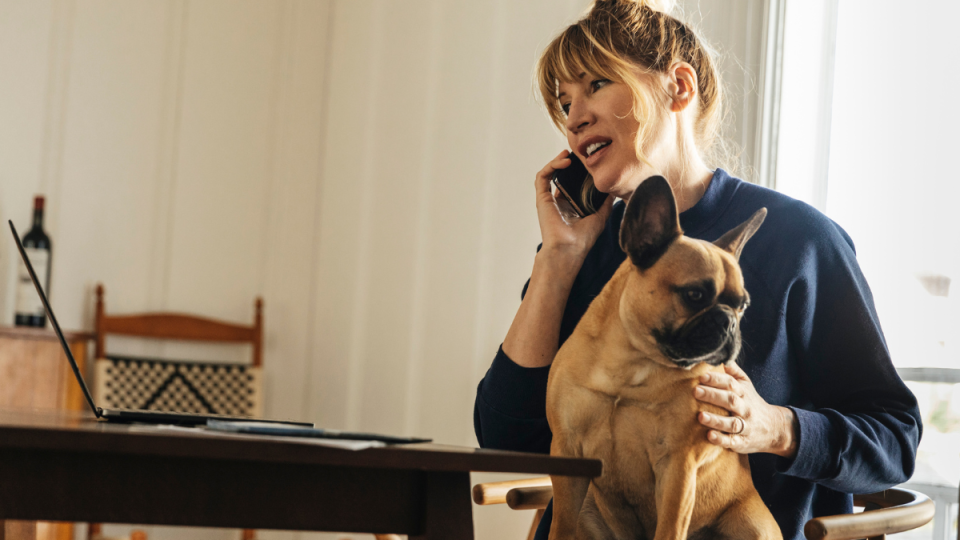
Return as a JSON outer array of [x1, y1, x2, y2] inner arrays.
[[813, 1, 960, 538], [826, 0, 960, 374]]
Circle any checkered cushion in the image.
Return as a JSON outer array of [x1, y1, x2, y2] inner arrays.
[[94, 356, 262, 417]]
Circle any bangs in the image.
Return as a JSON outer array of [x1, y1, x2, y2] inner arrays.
[[533, 1, 729, 172], [536, 23, 629, 131]]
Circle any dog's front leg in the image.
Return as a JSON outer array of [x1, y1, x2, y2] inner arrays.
[[548, 473, 590, 540], [548, 432, 590, 540], [652, 454, 698, 540]]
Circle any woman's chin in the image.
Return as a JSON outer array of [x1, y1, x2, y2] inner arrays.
[[599, 171, 661, 200], [592, 177, 618, 196], [595, 181, 630, 200]]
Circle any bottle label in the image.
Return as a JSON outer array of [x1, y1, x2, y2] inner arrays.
[[15, 248, 49, 317]]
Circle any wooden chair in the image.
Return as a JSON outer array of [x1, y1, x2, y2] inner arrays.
[[472, 477, 936, 540], [90, 284, 264, 540], [87, 531, 146, 540]]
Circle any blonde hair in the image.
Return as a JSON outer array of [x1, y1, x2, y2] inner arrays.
[[536, 0, 726, 169]]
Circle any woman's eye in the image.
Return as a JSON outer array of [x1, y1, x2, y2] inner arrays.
[[561, 103, 570, 116], [591, 79, 611, 92]]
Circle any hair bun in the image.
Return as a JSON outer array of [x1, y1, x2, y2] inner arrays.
[[596, 0, 677, 14], [644, 0, 676, 13]]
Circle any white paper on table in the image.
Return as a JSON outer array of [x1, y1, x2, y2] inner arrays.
[[128, 424, 386, 451]]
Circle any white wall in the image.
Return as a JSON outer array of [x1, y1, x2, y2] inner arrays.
[[0, 1, 768, 539]]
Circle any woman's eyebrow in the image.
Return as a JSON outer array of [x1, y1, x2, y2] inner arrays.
[[557, 73, 589, 100]]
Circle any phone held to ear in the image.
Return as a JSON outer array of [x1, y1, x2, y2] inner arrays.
[[552, 152, 608, 218]]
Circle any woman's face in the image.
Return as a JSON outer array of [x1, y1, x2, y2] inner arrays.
[[558, 72, 667, 199]]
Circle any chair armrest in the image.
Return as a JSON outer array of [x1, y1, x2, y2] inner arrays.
[[472, 477, 552, 505], [804, 488, 935, 540], [506, 485, 554, 510]]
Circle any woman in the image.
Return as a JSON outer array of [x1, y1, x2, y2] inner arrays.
[[473, 1, 922, 539]]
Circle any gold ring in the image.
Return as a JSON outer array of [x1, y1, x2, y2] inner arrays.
[[732, 416, 745, 435]]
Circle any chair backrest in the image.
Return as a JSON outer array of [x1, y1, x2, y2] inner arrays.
[[93, 284, 264, 417], [94, 284, 263, 366], [473, 479, 936, 540]]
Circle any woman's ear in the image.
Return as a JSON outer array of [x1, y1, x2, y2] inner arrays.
[[667, 62, 698, 113]]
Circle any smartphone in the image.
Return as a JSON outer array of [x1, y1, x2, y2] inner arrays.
[[552, 152, 608, 217]]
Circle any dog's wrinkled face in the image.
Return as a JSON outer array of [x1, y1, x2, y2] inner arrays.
[[618, 176, 766, 368]]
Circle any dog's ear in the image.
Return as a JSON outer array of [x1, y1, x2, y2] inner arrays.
[[619, 176, 682, 270], [713, 208, 767, 260]]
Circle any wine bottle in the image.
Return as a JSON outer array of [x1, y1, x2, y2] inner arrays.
[[14, 196, 52, 327]]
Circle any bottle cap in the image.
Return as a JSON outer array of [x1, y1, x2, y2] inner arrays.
[[34, 196, 45, 210]]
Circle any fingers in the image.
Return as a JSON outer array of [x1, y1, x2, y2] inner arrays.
[[723, 361, 749, 381], [535, 150, 572, 194], [698, 371, 744, 396], [699, 411, 743, 434], [706, 429, 742, 451], [694, 384, 745, 416], [696, 366, 781, 455], [536, 150, 572, 180], [699, 412, 746, 452]]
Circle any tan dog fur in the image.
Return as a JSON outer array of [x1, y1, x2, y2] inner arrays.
[[546, 177, 782, 540]]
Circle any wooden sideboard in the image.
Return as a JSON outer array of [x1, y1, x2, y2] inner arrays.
[[0, 326, 92, 412], [0, 326, 94, 540]]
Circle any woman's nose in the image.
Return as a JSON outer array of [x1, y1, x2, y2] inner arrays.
[[565, 101, 593, 133]]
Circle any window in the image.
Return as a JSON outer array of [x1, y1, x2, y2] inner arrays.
[[778, 1, 960, 538]]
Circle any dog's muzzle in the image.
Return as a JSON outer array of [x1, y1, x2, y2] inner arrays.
[[654, 306, 741, 368]]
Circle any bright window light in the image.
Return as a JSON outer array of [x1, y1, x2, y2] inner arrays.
[[822, 2, 960, 538]]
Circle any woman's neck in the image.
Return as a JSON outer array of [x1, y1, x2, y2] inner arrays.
[[660, 155, 714, 213], [619, 111, 715, 212]]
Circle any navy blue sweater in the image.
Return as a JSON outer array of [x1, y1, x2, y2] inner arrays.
[[474, 169, 921, 540]]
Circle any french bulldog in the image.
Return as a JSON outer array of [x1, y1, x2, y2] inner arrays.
[[546, 175, 781, 540]]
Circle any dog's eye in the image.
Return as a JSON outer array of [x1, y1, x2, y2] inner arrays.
[[678, 284, 715, 309]]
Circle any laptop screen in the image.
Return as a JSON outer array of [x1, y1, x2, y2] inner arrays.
[[8, 220, 101, 417]]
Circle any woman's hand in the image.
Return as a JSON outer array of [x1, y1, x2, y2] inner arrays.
[[535, 150, 614, 259], [694, 362, 799, 458], [502, 150, 614, 369]]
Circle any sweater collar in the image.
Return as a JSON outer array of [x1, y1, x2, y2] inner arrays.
[[678, 168, 739, 238]]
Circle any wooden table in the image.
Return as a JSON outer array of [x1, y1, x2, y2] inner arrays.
[[0, 410, 601, 539]]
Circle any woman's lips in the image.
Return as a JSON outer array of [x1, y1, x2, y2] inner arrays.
[[584, 142, 610, 167]]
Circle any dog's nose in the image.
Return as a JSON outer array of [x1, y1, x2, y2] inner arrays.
[[701, 308, 735, 337], [673, 308, 737, 358]]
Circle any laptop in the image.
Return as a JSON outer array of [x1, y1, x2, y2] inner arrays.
[[9, 220, 313, 427]]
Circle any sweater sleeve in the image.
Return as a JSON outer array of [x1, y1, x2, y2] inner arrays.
[[474, 343, 553, 453], [474, 272, 553, 454], [774, 222, 922, 493]]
